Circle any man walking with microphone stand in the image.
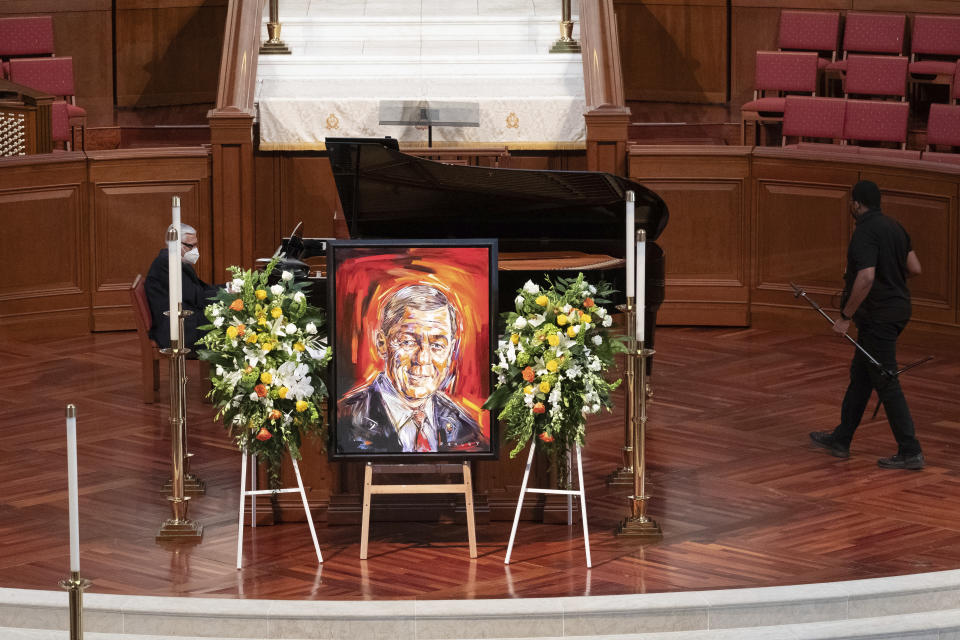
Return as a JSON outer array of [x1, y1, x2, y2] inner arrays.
[[809, 180, 925, 470]]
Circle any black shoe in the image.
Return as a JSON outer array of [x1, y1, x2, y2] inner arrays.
[[877, 453, 925, 470], [809, 431, 850, 458]]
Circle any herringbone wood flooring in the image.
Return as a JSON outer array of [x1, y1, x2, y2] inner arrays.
[[1, 327, 959, 599]]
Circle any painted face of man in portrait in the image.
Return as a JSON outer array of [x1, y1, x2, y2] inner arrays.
[[376, 305, 455, 401]]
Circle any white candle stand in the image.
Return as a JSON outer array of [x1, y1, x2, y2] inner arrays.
[[236, 446, 323, 569], [608, 190, 636, 487], [505, 440, 591, 568]]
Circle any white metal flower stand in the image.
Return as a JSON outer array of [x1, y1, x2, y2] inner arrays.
[[504, 440, 591, 568], [236, 446, 323, 569]]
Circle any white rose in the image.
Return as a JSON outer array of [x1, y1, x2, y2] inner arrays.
[[513, 316, 527, 330], [595, 307, 607, 318], [562, 304, 572, 314], [213, 316, 224, 328], [515, 294, 525, 309], [248, 392, 258, 401], [229, 278, 244, 293], [270, 284, 283, 296], [281, 271, 293, 281], [602, 315, 613, 327], [285, 323, 297, 335], [294, 291, 306, 303], [209, 306, 220, 317], [522, 280, 539, 294], [589, 284, 597, 294], [305, 322, 317, 334], [592, 335, 603, 346]]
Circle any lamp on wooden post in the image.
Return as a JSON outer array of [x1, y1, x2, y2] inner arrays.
[[260, 0, 291, 54]]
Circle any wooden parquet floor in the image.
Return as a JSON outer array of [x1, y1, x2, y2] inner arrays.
[[2, 327, 959, 600]]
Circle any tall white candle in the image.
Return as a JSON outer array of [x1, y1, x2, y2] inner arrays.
[[167, 226, 181, 343], [625, 191, 635, 299], [636, 230, 646, 343], [66, 404, 79, 573], [171, 195, 181, 235]]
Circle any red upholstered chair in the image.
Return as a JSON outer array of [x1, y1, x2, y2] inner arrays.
[[843, 54, 908, 100], [843, 99, 914, 155], [908, 15, 960, 95], [826, 12, 905, 73], [0, 16, 54, 79], [741, 51, 819, 145], [926, 103, 960, 150], [782, 96, 847, 147], [130, 274, 161, 404], [778, 10, 840, 69], [7, 56, 86, 150]]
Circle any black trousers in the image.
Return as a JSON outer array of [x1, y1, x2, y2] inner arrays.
[[832, 319, 921, 456]]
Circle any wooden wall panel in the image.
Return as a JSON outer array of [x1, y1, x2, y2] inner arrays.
[[615, 0, 728, 104], [0, 155, 89, 338], [87, 149, 212, 331], [114, 0, 227, 108], [0, 1, 114, 127], [630, 147, 751, 325]]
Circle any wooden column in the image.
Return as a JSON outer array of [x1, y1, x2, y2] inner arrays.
[[207, 0, 264, 274], [580, 0, 630, 176]]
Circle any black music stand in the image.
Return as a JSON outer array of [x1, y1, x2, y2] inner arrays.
[[378, 100, 479, 147]]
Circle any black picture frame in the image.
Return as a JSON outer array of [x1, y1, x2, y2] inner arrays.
[[328, 239, 499, 462]]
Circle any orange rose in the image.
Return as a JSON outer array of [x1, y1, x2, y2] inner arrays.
[[521, 366, 535, 382], [256, 426, 272, 441], [236, 324, 246, 336], [269, 409, 282, 421], [229, 298, 244, 311], [532, 402, 546, 414], [538, 432, 554, 442], [584, 298, 595, 308], [255, 384, 268, 397]]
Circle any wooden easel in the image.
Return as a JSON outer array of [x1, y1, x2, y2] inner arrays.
[[360, 461, 477, 560]]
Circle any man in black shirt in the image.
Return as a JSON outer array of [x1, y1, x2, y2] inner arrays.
[[810, 181, 924, 470], [145, 223, 219, 350]]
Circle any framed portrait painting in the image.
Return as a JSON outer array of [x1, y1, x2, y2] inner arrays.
[[328, 239, 498, 461]]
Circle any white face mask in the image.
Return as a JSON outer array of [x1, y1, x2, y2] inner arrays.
[[183, 247, 200, 265]]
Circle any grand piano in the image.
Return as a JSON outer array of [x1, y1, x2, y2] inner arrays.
[[282, 137, 668, 347]]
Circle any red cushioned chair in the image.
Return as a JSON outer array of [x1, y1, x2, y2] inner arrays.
[[908, 15, 960, 98], [781, 96, 850, 149], [778, 10, 840, 69], [0, 16, 54, 79], [843, 54, 908, 100], [741, 51, 819, 145], [843, 99, 919, 158], [826, 12, 905, 74], [130, 274, 161, 404], [8, 56, 86, 150], [922, 103, 960, 164]]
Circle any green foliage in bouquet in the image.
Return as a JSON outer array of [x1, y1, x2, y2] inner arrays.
[[197, 257, 331, 487], [483, 274, 625, 461]]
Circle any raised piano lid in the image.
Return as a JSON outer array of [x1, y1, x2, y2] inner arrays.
[[325, 137, 668, 269]]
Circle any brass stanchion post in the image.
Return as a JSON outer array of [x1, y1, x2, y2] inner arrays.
[[550, 0, 581, 53], [59, 571, 91, 640], [260, 0, 291, 54], [607, 298, 634, 486]]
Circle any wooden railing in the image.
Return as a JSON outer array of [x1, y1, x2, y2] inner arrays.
[[208, 0, 265, 276], [579, 0, 630, 176], [0, 79, 54, 155]]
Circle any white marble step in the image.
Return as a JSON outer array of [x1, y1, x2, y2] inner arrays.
[[257, 54, 582, 80], [268, 16, 579, 43], [272, 0, 577, 20], [257, 74, 583, 99]]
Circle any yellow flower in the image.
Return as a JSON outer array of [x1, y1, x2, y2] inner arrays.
[[261, 343, 273, 352], [225, 326, 238, 339], [270, 307, 283, 319], [581, 313, 592, 324], [278, 386, 289, 399], [293, 342, 305, 352], [255, 289, 267, 300], [535, 294, 548, 306], [539, 380, 551, 393], [546, 359, 558, 372], [245, 333, 258, 343], [257, 315, 267, 326], [567, 326, 577, 338], [260, 372, 272, 384], [557, 314, 568, 326], [296, 400, 308, 412], [523, 385, 534, 395], [510, 333, 519, 345], [547, 334, 559, 347]]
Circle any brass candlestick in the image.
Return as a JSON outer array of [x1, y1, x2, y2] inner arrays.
[[607, 298, 635, 486], [59, 571, 91, 640], [260, 0, 291, 54], [162, 308, 205, 497], [617, 342, 662, 538], [550, 0, 581, 53], [157, 304, 203, 542]]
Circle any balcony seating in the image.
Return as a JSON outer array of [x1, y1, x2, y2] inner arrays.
[[843, 54, 909, 100], [843, 99, 917, 157], [826, 12, 905, 73], [908, 14, 960, 96], [778, 10, 840, 70], [782, 96, 847, 147], [7, 56, 86, 150], [0, 16, 54, 79], [741, 51, 819, 145]]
